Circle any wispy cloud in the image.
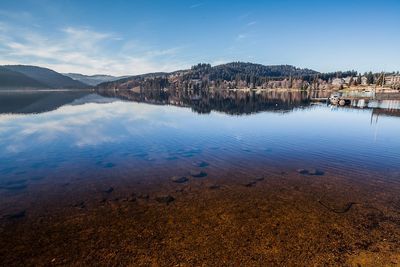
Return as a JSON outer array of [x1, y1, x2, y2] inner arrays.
[[190, 3, 203, 9], [236, 34, 246, 41], [0, 22, 190, 76], [247, 21, 257, 26]]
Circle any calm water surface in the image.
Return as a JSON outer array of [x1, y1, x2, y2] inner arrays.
[[1, 90, 400, 266]]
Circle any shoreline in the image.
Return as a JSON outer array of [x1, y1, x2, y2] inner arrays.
[[0, 89, 95, 93]]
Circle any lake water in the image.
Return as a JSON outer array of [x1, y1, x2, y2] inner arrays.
[[1, 90, 400, 266]]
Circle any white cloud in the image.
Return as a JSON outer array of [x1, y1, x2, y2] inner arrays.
[[0, 23, 190, 76], [190, 3, 203, 9], [236, 34, 246, 41]]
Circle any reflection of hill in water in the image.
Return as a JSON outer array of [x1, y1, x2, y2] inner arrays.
[[0, 91, 90, 114], [97, 89, 332, 115], [1, 89, 399, 117], [0, 91, 118, 114]]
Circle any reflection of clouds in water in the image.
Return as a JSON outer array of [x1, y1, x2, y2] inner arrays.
[[0, 101, 186, 153]]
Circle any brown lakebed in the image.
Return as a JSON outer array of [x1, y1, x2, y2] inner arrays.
[[1, 91, 400, 266], [2, 161, 400, 266]]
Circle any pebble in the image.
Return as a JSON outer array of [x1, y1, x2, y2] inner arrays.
[[297, 169, 309, 175], [7, 210, 26, 219], [137, 193, 149, 199], [73, 201, 85, 208], [308, 169, 325, 176], [297, 169, 324, 176], [170, 176, 189, 183], [104, 187, 114, 193], [155, 195, 175, 204], [190, 170, 207, 178], [244, 181, 257, 187], [209, 184, 221, 190], [193, 161, 209, 168], [104, 163, 115, 168]]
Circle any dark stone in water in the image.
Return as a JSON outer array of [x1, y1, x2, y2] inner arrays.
[[5, 179, 27, 185], [155, 195, 175, 204], [1, 167, 17, 174], [31, 176, 45, 181], [1, 184, 27, 191], [209, 184, 221, 190], [297, 168, 324, 176], [309, 169, 325, 176], [193, 161, 209, 168], [190, 170, 208, 178], [244, 181, 257, 187], [127, 193, 137, 202], [297, 169, 309, 175], [73, 201, 85, 208], [137, 194, 149, 199], [133, 152, 148, 158], [104, 187, 114, 193], [254, 177, 264, 182], [7, 210, 26, 219], [31, 162, 45, 169], [170, 176, 189, 183], [104, 163, 115, 168]]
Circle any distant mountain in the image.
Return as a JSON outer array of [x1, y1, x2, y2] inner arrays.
[[0, 66, 48, 89], [96, 62, 319, 90], [64, 73, 129, 86], [1, 65, 87, 89]]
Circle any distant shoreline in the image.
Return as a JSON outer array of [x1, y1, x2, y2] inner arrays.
[[0, 89, 95, 93]]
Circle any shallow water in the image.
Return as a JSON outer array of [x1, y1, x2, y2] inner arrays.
[[1, 90, 400, 266]]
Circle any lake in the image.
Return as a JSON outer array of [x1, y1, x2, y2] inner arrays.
[[1, 90, 400, 266]]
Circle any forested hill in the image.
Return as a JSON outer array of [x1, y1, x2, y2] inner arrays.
[[96, 62, 319, 90], [4, 65, 87, 89], [0, 65, 88, 89], [209, 62, 318, 79], [0, 66, 48, 89]]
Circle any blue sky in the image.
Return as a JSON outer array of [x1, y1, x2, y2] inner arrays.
[[0, 0, 399, 75]]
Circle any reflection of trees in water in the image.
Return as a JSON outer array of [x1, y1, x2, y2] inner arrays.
[[97, 88, 328, 115]]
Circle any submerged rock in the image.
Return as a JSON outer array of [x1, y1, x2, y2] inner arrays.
[[297, 168, 324, 176], [243, 181, 257, 187], [155, 195, 175, 204], [254, 177, 265, 182], [137, 193, 149, 199], [209, 184, 221, 190], [297, 169, 309, 175], [73, 201, 85, 208], [31, 176, 45, 181], [309, 169, 325, 176], [193, 161, 209, 168], [170, 176, 189, 183], [1, 184, 27, 191], [7, 210, 26, 219], [127, 193, 137, 202], [104, 187, 114, 193], [190, 170, 208, 178], [104, 162, 116, 168]]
